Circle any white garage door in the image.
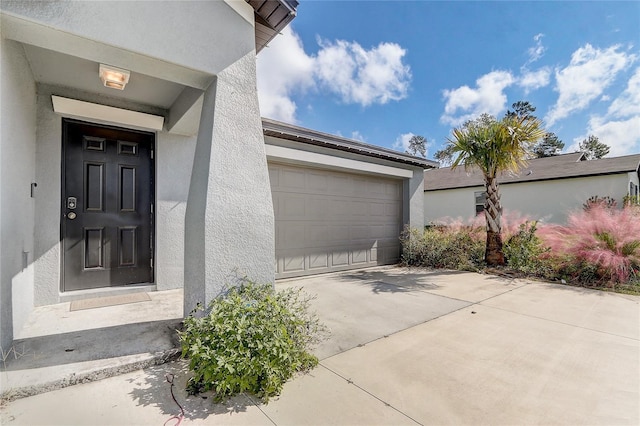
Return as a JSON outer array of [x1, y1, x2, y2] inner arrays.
[[269, 163, 403, 279]]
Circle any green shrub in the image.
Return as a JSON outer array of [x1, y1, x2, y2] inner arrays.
[[178, 281, 328, 403], [623, 194, 640, 207], [503, 221, 553, 277], [401, 225, 485, 271]]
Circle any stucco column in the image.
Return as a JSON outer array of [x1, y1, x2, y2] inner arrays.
[[404, 168, 426, 229], [184, 52, 275, 314]]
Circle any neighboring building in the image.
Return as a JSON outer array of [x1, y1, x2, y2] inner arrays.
[[0, 1, 434, 352], [424, 152, 640, 224]]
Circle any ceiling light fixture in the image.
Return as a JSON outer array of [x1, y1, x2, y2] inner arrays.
[[99, 64, 130, 90]]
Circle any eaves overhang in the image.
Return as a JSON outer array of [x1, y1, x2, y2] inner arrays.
[[263, 118, 438, 169], [248, 0, 298, 53]]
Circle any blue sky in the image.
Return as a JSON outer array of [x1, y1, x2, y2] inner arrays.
[[256, 1, 640, 159]]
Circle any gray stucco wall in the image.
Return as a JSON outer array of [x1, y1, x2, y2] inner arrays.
[[0, 38, 37, 351], [1, 1, 255, 83], [405, 169, 426, 230], [184, 51, 275, 313], [156, 132, 196, 291]]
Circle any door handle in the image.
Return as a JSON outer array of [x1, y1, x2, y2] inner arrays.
[[67, 212, 77, 220]]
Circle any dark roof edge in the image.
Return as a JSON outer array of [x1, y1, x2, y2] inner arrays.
[[262, 118, 438, 169], [424, 169, 636, 191]]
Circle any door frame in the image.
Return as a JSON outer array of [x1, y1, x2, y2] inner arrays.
[[60, 118, 156, 292]]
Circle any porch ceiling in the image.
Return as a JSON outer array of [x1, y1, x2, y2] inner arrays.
[[23, 44, 185, 110]]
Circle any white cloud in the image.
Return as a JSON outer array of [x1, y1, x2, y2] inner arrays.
[[572, 116, 640, 157], [518, 67, 551, 94], [256, 26, 315, 122], [350, 131, 366, 142], [441, 70, 515, 126], [572, 67, 640, 157], [392, 132, 415, 152], [545, 44, 637, 126], [257, 27, 411, 123], [517, 34, 551, 94], [315, 38, 411, 106], [526, 33, 546, 65], [607, 67, 640, 118]]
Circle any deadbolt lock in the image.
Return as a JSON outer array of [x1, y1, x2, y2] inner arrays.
[[67, 197, 77, 209]]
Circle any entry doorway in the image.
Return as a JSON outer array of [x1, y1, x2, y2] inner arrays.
[[62, 119, 155, 291]]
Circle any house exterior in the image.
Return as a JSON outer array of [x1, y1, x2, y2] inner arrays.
[[0, 1, 434, 353], [424, 152, 640, 225]]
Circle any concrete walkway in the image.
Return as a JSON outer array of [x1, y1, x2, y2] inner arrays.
[[1, 267, 638, 425]]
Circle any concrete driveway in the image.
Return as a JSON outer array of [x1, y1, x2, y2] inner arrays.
[[2, 267, 639, 425]]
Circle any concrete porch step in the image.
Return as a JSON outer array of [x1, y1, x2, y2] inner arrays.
[[1, 289, 184, 401]]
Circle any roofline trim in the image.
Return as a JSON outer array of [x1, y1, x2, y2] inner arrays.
[[262, 118, 438, 169], [424, 169, 635, 191]]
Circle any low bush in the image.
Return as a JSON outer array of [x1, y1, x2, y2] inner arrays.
[[178, 281, 328, 403], [503, 221, 553, 277], [401, 224, 485, 271], [406, 207, 640, 292]]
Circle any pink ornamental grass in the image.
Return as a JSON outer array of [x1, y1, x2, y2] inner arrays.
[[538, 205, 640, 284], [432, 210, 534, 242]]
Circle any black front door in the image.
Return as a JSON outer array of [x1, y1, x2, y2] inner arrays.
[[62, 119, 154, 291]]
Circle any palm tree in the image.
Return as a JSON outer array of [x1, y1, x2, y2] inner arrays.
[[448, 113, 545, 265]]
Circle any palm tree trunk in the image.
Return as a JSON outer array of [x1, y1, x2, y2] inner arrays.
[[484, 176, 505, 265]]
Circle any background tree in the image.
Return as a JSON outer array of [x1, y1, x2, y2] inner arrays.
[[433, 145, 455, 166], [505, 101, 536, 120], [532, 132, 564, 158], [406, 135, 427, 158], [579, 135, 610, 160], [448, 113, 545, 265]]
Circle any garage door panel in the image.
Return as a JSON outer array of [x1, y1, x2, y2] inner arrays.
[[309, 252, 329, 269], [384, 224, 400, 238], [282, 253, 305, 273], [366, 180, 385, 195], [331, 250, 349, 267], [330, 198, 350, 216], [282, 197, 305, 218], [351, 201, 369, 217], [350, 225, 370, 241], [307, 172, 329, 192], [328, 175, 352, 195], [270, 163, 403, 279], [370, 247, 378, 262], [328, 225, 350, 242], [281, 169, 306, 189], [352, 248, 368, 264], [386, 181, 402, 198], [307, 197, 329, 219], [370, 202, 385, 216], [385, 202, 401, 217], [269, 167, 279, 187], [307, 224, 330, 245], [279, 223, 306, 248]]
